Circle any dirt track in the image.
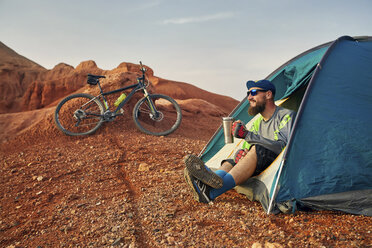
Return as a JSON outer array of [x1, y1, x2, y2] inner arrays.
[[0, 109, 371, 247]]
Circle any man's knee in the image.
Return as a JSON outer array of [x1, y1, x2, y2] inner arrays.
[[240, 145, 257, 161], [248, 145, 256, 154], [221, 145, 257, 170], [221, 159, 235, 167]]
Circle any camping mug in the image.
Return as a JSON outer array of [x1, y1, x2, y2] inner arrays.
[[222, 117, 234, 144]]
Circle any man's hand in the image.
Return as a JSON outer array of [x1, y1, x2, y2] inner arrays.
[[234, 148, 249, 163], [232, 121, 248, 138]]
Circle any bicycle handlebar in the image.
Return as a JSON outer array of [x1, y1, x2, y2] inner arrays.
[[139, 61, 146, 73], [138, 61, 150, 88]]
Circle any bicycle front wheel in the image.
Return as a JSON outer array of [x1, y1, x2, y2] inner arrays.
[[133, 94, 182, 136], [54, 93, 105, 136]]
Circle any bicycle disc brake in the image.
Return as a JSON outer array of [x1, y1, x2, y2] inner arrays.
[[150, 111, 164, 122]]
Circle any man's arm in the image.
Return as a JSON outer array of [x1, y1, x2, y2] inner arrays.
[[244, 132, 285, 155]]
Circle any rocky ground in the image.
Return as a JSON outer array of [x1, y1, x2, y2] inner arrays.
[[0, 108, 371, 248]]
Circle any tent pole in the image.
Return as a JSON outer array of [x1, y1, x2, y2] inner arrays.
[[267, 158, 285, 214]]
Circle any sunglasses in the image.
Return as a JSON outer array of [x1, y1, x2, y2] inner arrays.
[[247, 89, 267, 97]]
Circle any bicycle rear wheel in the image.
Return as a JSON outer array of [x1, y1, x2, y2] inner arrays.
[[133, 94, 182, 136], [54, 93, 105, 136]]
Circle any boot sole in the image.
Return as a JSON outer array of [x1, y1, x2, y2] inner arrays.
[[184, 154, 223, 189]]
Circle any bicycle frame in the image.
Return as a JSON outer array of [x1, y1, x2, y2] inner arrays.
[[93, 73, 156, 117]]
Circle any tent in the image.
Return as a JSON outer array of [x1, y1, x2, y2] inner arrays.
[[200, 36, 372, 216]]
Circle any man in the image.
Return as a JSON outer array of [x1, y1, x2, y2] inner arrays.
[[184, 79, 296, 203]]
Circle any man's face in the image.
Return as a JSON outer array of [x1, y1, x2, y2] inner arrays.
[[247, 87, 267, 116]]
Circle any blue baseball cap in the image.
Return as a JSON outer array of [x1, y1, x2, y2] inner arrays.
[[246, 80, 276, 96]]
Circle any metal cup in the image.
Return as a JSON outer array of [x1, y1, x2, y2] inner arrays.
[[222, 117, 234, 144]]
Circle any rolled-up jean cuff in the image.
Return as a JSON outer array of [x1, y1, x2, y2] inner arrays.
[[220, 158, 236, 167]]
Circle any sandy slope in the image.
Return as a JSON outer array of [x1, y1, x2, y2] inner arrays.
[[0, 104, 371, 248], [0, 107, 54, 143]]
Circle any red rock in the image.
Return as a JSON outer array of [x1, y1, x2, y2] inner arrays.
[[0, 42, 238, 116]]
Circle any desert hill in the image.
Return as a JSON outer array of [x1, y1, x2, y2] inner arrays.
[[0, 41, 238, 115], [0, 42, 46, 113], [0, 42, 44, 69]]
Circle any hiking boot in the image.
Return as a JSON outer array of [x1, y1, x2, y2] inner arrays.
[[184, 154, 223, 189], [183, 168, 212, 204]]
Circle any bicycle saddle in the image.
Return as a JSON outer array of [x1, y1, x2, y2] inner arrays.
[[87, 74, 106, 79]]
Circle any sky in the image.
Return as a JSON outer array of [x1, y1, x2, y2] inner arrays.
[[1, 0, 371, 100]]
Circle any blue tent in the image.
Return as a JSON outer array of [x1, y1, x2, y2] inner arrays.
[[200, 36, 372, 216]]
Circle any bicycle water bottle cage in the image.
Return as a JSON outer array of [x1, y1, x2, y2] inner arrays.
[[87, 74, 106, 85]]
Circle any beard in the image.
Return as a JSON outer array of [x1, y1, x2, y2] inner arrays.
[[248, 100, 266, 116]]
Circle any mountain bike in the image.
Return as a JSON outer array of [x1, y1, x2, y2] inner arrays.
[[54, 62, 182, 136]]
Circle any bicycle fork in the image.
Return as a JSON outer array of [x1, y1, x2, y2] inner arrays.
[[144, 89, 159, 118]]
